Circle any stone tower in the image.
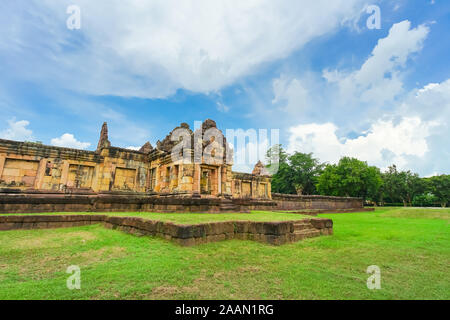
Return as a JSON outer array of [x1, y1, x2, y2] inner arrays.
[[96, 122, 111, 152]]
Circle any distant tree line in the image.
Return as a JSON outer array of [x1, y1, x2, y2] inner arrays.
[[266, 145, 450, 207]]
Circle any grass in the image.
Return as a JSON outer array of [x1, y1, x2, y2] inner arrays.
[[0, 207, 448, 300]]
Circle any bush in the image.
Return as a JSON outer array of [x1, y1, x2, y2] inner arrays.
[[412, 193, 439, 207], [382, 203, 406, 207]]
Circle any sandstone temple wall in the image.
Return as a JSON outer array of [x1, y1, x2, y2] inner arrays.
[[0, 189, 364, 214], [0, 139, 150, 193], [271, 193, 364, 210], [231, 172, 271, 199], [0, 121, 365, 214], [0, 140, 273, 202]]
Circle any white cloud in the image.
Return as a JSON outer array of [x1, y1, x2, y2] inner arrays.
[[287, 116, 439, 170], [260, 20, 431, 134], [400, 80, 450, 129], [416, 83, 440, 95], [0, 119, 33, 141], [1, 0, 366, 98], [272, 75, 310, 112], [323, 20, 429, 106], [216, 102, 230, 113], [125, 146, 141, 151], [284, 77, 450, 176], [51, 133, 91, 150]]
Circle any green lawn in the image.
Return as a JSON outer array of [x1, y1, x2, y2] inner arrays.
[[0, 207, 448, 300]]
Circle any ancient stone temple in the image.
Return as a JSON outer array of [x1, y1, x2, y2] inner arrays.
[[0, 120, 363, 213]]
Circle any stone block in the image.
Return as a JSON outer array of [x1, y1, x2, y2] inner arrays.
[[0, 222, 16, 230]]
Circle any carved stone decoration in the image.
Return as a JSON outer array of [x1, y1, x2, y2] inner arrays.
[[183, 164, 195, 177], [0, 117, 367, 212], [252, 161, 270, 176], [192, 119, 230, 163], [96, 122, 111, 152], [156, 123, 193, 153], [139, 141, 153, 154], [202, 119, 217, 130]]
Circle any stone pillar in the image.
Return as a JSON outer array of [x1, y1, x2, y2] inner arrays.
[[218, 167, 222, 194], [153, 166, 159, 192], [146, 168, 151, 191], [193, 164, 201, 194], [268, 181, 272, 199], [34, 159, 47, 190], [226, 166, 233, 195], [60, 161, 70, 189], [91, 164, 100, 192], [251, 180, 257, 198], [0, 155, 6, 179]]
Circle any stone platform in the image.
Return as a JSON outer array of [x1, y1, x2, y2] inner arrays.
[[272, 208, 375, 216], [0, 214, 333, 246], [0, 189, 364, 214]]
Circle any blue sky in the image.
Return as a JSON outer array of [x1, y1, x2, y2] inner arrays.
[[0, 0, 449, 176]]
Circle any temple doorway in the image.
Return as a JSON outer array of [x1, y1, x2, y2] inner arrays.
[[200, 169, 211, 194], [200, 166, 219, 195]]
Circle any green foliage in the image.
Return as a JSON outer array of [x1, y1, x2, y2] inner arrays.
[[266, 145, 323, 194], [382, 165, 403, 203], [382, 165, 425, 206], [265, 146, 447, 207], [316, 157, 382, 201], [412, 193, 439, 207], [266, 145, 293, 194], [288, 152, 325, 195]]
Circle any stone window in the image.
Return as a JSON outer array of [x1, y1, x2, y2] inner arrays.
[[149, 168, 156, 191], [45, 161, 52, 176], [165, 167, 170, 183]]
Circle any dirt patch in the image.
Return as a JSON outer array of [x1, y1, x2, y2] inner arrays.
[[13, 246, 127, 281], [381, 209, 449, 221], [151, 285, 182, 297], [144, 265, 268, 299], [237, 266, 262, 272], [7, 231, 97, 250]]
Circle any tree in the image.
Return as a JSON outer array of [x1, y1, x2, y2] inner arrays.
[[400, 171, 424, 206], [382, 165, 403, 204], [382, 165, 425, 206], [316, 157, 382, 201], [412, 193, 438, 207], [287, 152, 324, 195], [266, 145, 292, 194], [428, 175, 450, 207], [266, 146, 324, 195]]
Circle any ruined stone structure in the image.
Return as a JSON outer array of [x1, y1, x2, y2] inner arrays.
[[0, 120, 363, 213], [0, 120, 270, 197], [0, 214, 333, 246]]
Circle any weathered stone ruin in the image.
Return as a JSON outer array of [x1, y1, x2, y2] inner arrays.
[[0, 214, 334, 246], [0, 120, 364, 213]]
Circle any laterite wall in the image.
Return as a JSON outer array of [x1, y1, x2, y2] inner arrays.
[[272, 193, 363, 210], [0, 215, 333, 246]]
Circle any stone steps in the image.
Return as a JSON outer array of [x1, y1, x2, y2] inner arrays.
[[219, 199, 240, 212], [220, 207, 238, 212], [291, 229, 321, 241], [291, 220, 321, 241], [293, 222, 312, 231]]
